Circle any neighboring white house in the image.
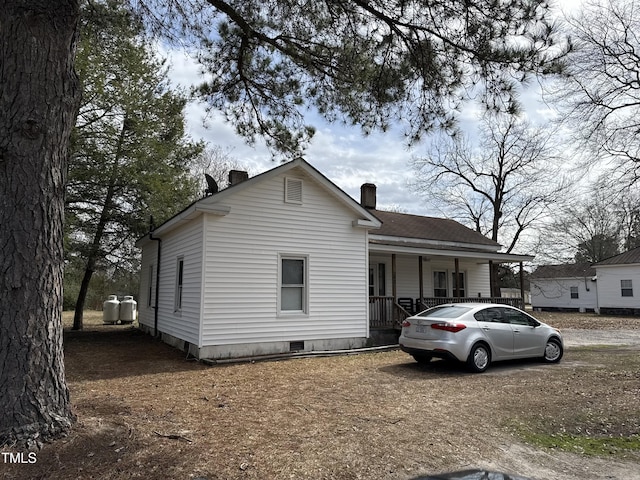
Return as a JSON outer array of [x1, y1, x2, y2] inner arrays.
[[530, 263, 598, 312], [136, 158, 533, 360], [594, 247, 640, 315], [501, 288, 531, 306]]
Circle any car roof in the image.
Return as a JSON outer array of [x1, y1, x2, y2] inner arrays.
[[415, 303, 528, 316], [436, 303, 520, 309]]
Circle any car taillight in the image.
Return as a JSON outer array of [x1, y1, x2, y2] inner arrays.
[[402, 320, 411, 328], [431, 322, 466, 333]]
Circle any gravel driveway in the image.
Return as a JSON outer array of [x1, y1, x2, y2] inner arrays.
[[561, 329, 640, 347]]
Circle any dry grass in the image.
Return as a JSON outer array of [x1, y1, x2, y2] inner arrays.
[[3, 311, 640, 480], [532, 310, 640, 330]]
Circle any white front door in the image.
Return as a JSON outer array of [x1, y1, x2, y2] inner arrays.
[[369, 263, 386, 296]]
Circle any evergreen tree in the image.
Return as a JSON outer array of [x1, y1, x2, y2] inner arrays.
[[66, 1, 203, 330]]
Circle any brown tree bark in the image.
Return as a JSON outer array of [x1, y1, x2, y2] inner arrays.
[[0, 0, 81, 448]]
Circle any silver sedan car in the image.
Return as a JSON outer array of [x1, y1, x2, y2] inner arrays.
[[399, 303, 563, 372]]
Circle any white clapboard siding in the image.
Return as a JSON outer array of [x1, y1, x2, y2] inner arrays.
[[427, 259, 490, 298], [530, 277, 598, 310], [596, 265, 640, 309], [365, 254, 491, 299], [395, 256, 419, 297], [464, 262, 491, 298], [201, 167, 368, 346], [138, 241, 157, 329], [148, 216, 204, 345]]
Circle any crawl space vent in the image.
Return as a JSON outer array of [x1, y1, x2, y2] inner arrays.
[[289, 341, 305, 352]]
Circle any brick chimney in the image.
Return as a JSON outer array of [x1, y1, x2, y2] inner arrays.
[[228, 170, 249, 186], [360, 183, 377, 209]]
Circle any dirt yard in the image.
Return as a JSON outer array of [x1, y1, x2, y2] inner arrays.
[[2, 311, 640, 480]]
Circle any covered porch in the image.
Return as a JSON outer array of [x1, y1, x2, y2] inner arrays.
[[368, 246, 532, 330]]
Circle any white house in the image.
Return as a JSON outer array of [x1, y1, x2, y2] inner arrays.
[[530, 263, 598, 312], [594, 247, 640, 315], [136, 159, 532, 360], [360, 194, 532, 320]]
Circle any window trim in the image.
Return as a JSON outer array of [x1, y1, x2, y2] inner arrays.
[[433, 271, 448, 297], [147, 265, 154, 307], [369, 263, 386, 296], [175, 257, 184, 312], [621, 279, 633, 297], [278, 254, 309, 315]]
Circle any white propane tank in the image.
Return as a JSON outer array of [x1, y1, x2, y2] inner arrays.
[[120, 296, 137, 324], [103, 295, 120, 324]]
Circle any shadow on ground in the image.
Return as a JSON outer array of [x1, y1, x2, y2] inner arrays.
[[63, 326, 204, 382]]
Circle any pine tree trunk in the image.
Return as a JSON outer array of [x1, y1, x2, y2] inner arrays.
[[0, 0, 81, 448], [72, 266, 94, 330], [72, 179, 118, 331]]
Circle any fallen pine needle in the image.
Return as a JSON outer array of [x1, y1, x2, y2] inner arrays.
[[153, 431, 193, 443]]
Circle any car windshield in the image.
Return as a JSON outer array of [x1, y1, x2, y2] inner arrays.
[[417, 305, 471, 319]]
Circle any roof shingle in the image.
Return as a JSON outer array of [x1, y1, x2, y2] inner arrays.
[[595, 246, 640, 266], [370, 209, 500, 247], [530, 263, 596, 279]]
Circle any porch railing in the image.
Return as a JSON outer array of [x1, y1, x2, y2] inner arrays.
[[369, 296, 411, 329], [369, 296, 525, 329], [418, 296, 525, 311]]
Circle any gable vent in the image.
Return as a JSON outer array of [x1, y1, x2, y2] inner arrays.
[[285, 177, 303, 204]]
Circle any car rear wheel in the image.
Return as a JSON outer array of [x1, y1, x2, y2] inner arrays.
[[543, 338, 563, 363], [412, 354, 432, 365], [467, 343, 490, 373]]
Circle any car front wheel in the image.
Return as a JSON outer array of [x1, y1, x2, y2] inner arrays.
[[467, 343, 490, 373], [543, 338, 563, 363]]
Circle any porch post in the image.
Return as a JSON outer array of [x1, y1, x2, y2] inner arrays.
[[392, 254, 397, 299], [418, 256, 424, 301], [489, 260, 495, 298], [519, 261, 525, 309], [454, 257, 460, 298]]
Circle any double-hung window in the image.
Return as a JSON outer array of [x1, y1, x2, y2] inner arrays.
[[147, 265, 154, 307], [570, 286, 579, 299], [280, 256, 307, 313], [433, 271, 447, 297], [621, 279, 633, 297], [175, 257, 184, 311]]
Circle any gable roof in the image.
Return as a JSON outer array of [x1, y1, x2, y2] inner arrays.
[[531, 263, 596, 279], [595, 246, 640, 267], [370, 209, 500, 247], [137, 158, 381, 244]]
